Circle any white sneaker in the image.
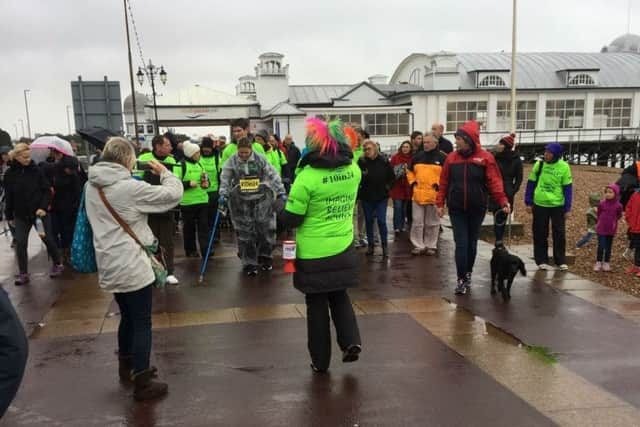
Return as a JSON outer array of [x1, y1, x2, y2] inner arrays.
[[537, 263, 553, 270], [557, 264, 569, 271], [166, 275, 179, 285]]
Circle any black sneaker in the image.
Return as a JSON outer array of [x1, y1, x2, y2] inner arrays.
[[454, 279, 467, 295], [464, 272, 472, 290], [310, 363, 328, 374], [244, 265, 258, 276], [342, 344, 362, 363], [261, 264, 273, 271]]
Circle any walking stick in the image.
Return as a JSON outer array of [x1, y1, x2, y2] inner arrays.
[[198, 209, 222, 285]]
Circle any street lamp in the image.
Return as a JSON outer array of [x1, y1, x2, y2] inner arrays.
[[66, 105, 72, 135], [18, 119, 24, 138], [23, 89, 32, 139], [137, 60, 167, 135], [13, 123, 18, 140]]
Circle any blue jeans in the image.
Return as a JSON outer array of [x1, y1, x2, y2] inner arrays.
[[449, 210, 486, 279], [576, 231, 594, 248], [597, 234, 614, 262], [392, 199, 410, 231], [114, 284, 153, 374], [362, 199, 389, 246]]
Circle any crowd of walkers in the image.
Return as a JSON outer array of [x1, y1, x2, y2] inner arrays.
[[6, 114, 640, 408]]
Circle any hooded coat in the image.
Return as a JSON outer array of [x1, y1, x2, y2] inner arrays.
[[596, 184, 623, 236], [85, 162, 183, 293], [436, 121, 507, 212]]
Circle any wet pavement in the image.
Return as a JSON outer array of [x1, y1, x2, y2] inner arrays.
[[2, 227, 640, 426]]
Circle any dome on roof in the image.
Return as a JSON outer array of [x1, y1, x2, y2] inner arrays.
[[602, 33, 640, 53], [123, 92, 150, 113]]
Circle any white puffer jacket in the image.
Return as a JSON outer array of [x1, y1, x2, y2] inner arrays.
[[85, 162, 182, 293]]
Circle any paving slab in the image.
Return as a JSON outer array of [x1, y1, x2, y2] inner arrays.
[[3, 315, 554, 427]]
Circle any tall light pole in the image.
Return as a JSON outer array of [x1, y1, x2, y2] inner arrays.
[[66, 105, 72, 135], [510, 0, 518, 134], [124, 0, 139, 143], [18, 119, 24, 138], [13, 123, 18, 140], [23, 89, 32, 139], [137, 60, 167, 135]]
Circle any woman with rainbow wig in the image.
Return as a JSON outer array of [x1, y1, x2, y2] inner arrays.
[[279, 117, 362, 373]]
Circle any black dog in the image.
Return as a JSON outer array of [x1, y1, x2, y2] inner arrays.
[[490, 245, 526, 301]]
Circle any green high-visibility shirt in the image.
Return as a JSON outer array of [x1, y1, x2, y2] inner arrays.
[[173, 160, 209, 206], [529, 159, 572, 207], [265, 148, 288, 176], [220, 141, 266, 165], [135, 151, 177, 181], [285, 162, 361, 259], [199, 154, 220, 192]]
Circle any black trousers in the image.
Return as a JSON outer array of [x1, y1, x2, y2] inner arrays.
[[0, 287, 28, 418], [14, 216, 61, 273], [305, 290, 361, 371], [181, 204, 210, 256], [51, 210, 76, 250], [532, 205, 566, 265], [114, 285, 152, 374], [148, 213, 176, 274]]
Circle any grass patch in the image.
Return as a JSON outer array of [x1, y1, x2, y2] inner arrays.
[[526, 345, 558, 365]]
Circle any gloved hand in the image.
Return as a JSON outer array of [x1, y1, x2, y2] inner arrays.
[[274, 194, 288, 214], [218, 196, 228, 216]]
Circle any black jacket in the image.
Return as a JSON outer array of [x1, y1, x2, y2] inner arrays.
[[4, 161, 52, 221], [493, 150, 523, 203], [438, 136, 454, 154], [284, 143, 301, 182], [357, 155, 394, 203], [51, 159, 82, 213]]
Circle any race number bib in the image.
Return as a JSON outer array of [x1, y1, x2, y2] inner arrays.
[[239, 178, 260, 192]]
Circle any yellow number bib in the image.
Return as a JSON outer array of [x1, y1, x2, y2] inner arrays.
[[239, 178, 260, 192]]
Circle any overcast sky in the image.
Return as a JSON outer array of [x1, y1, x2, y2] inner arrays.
[[0, 0, 637, 137]]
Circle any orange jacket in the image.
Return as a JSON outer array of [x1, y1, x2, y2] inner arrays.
[[406, 149, 447, 205]]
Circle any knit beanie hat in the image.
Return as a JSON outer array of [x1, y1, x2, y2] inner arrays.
[[182, 141, 200, 159], [200, 137, 214, 149], [544, 142, 563, 159], [255, 129, 269, 143], [499, 133, 516, 149]]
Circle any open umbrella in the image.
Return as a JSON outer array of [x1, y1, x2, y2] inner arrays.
[[77, 127, 117, 150], [30, 135, 74, 164]]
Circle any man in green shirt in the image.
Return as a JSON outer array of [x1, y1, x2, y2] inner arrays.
[[524, 142, 573, 271], [137, 135, 180, 285], [220, 118, 266, 165]]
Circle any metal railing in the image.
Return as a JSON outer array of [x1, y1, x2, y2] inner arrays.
[[475, 126, 640, 147]]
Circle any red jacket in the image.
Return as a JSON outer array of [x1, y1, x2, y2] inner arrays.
[[625, 192, 640, 234], [436, 121, 507, 212], [389, 152, 413, 200]]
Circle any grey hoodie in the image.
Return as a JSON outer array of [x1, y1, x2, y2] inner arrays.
[[85, 162, 183, 293]]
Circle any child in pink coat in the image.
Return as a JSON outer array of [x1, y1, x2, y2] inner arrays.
[[594, 183, 623, 271]]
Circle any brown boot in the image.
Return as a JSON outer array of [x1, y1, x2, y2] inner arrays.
[[133, 369, 168, 401]]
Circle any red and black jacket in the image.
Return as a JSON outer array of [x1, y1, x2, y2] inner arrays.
[[436, 121, 507, 213]]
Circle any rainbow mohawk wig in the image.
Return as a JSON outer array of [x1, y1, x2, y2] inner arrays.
[[343, 126, 359, 151], [305, 117, 349, 156]]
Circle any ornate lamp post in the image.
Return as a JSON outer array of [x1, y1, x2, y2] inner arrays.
[[137, 60, 167, 135]]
